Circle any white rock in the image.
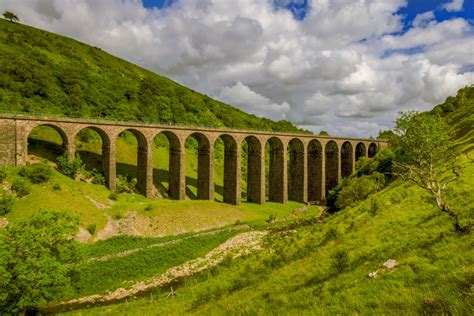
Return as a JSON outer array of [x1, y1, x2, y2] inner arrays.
[[383, 259, 397, 269]]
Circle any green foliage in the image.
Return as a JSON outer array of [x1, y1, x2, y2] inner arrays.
[[56, 154, 83, 178], [0, 193, 14, 216], [0, 210, 80, 314], [10, 178, 31, 197], [108, 192, 118, 201], [393, 111, 465, 231], [356, 148, 395, 178], [335, 172, 385, 209], [86, 224, 96, 235], [319, 130, 329, 136], [115, 175, 137, 193], [18, 163, 51, 183], [0, 167, 7, 183], [331, 250, 349, 273], [0, 19, 306, 134], [2, 11, 19, 23], [70, 231, 236, 298]]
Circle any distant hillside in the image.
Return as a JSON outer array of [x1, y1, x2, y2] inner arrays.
[[0, 19, 305, 133], [431, 85, 474, 152]]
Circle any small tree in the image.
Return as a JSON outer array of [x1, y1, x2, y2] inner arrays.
[[0, 210, 81, 314], [2, 11, 19, 23], [393, 111, 465, 232]]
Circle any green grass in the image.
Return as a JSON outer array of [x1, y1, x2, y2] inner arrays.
[[2, 163, 302, 238], [67, 230, 239, 299], [60, 155, 474, 315]]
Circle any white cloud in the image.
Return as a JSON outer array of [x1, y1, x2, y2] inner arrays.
[[412, 11, 435, 28], [218, 81, 290, 119], [442, 0, 464, 12], [0, 0, 472, 137]]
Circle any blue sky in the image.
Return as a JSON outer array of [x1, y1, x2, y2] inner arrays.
[[143, 0, 474, 27]]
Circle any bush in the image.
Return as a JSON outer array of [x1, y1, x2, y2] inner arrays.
[[19, 163, 51, 183], [52, 183, 61, 191], [11, 178, 31, 197], [144, 205, 153, 211], [87, 223, 97, 235], [331, 250, 349, 273], [0, 167, 7, 183], [0, 193, 15, 215], [56, 154, 83, 178], [109, 192, 118, 201], [335, 172, 385, 209], [90, 169, 105, 185], [265, 213, 276, 224], [116, 175, 137, 193]]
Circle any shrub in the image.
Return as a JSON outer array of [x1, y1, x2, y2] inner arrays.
[[56, 154, 83, 178], [331, 250, 349, 273], [90, 169, 105, 185], [265, 213, 276, 224], [368, 198, 379, 216], [11, 178, 31, 197], [52, 183, 61, 191], [0, 167, 7, 183], [0, 193, 15, 215], [109, 192, 118, 201], [87, 223, 97, 235], [116, 175, 137, 193], [144, 205, 153, 211], [335, 172, 385, 209], [19, 163, 51, 183]]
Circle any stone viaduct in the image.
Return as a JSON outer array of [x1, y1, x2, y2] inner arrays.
[[0, 115, 387, 205]]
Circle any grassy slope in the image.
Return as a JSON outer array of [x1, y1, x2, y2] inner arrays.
[[61, 89, 474, 314], [63, 155, 474, 315], [0, 19, 306, 133], [4, 166, 302, 235]]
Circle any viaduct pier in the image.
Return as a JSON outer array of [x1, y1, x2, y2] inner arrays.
[[0, 115, 387, 205]]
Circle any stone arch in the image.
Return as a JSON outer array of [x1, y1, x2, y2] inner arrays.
[[185, 132, 211, 200], [325, 140, 339, 194], [153, 130, 182, 200], [355, 142, 366, 161], [307, 139, 323, 203], [288, 138, 305, 202], [74, 126, 111, 187], [266, 137, 285, 203], [215, 134, 239, 205], [27, 123, 69, 162], [368, 143, 378, 158], [341, 141, 353, 178], [116, 128, 148, 195], [242, 136, 263, 203]]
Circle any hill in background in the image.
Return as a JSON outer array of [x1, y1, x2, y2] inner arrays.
[[0, 19, 306, 133]]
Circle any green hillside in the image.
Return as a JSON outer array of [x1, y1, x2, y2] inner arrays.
[[0, 19, 305, 133], [55, 88, 473, 315]]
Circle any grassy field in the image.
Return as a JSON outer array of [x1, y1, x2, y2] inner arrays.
[[67, 230, 240, 299], [60, 154, 474, 315], [3, 165, 302, 237]]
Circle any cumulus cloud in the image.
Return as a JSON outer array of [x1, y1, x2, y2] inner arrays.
[[0, 0, 472, 137], [442, 0, 464, 12], [218, 81, 290, 119]]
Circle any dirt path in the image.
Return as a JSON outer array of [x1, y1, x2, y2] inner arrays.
[[48, 230, 266, 312]]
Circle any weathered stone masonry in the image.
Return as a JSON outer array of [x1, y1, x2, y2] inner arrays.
[[0, 115, 387, 205]]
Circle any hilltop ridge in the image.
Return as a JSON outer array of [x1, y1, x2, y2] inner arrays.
[[0, 19, 306, 134]]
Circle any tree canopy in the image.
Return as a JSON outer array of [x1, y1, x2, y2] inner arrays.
[[393, 111, 467, 232], [0, 210, 81, 314], [2, 11, 19, 23]]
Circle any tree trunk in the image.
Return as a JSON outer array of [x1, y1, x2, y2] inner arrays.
[[435, 194, 465, 233]]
